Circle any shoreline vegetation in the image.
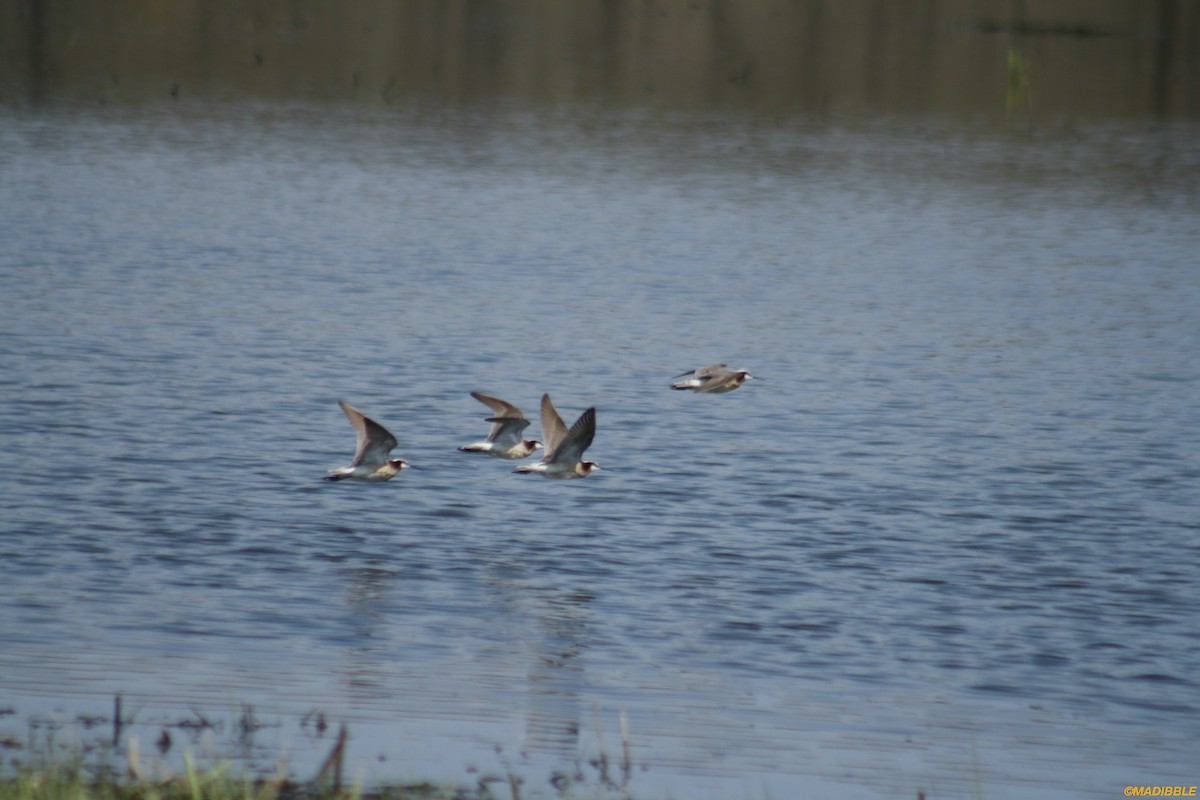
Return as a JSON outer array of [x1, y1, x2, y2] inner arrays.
[[3, 0, 1195, 119], [0, 697, 638, 800]]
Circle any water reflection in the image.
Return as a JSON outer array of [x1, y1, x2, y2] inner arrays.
[[482, 558, 594, 759], [332, 549, 595, 761], [342, 565, 401, 700]]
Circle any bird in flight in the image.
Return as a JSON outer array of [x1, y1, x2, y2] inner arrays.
[[671, 364, 754, 394], [513, 394, 599, 479], [324, 400, 410, 481], [458, 391, 543, 459]]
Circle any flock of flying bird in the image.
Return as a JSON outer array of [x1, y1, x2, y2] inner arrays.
[[323, 364, 755, 482]]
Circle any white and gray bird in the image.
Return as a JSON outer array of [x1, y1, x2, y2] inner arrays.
[[513, 394, 599, 479], [324, 400, 410, 482], [671, 364, 754, 394], [458, 391, 543, 459]]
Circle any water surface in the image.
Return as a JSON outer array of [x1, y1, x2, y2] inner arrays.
[[1, 104, 1198, 799]]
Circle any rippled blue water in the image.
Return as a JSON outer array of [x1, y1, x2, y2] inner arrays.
[[2, 105, 1198, 799]]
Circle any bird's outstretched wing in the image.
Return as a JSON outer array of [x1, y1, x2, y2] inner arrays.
[[539, 393, 569, 460], [673, 363, 727, 380], [339, 400, 397, 467], [550, 407, 596, 465], [472, 391, 530, 444]]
